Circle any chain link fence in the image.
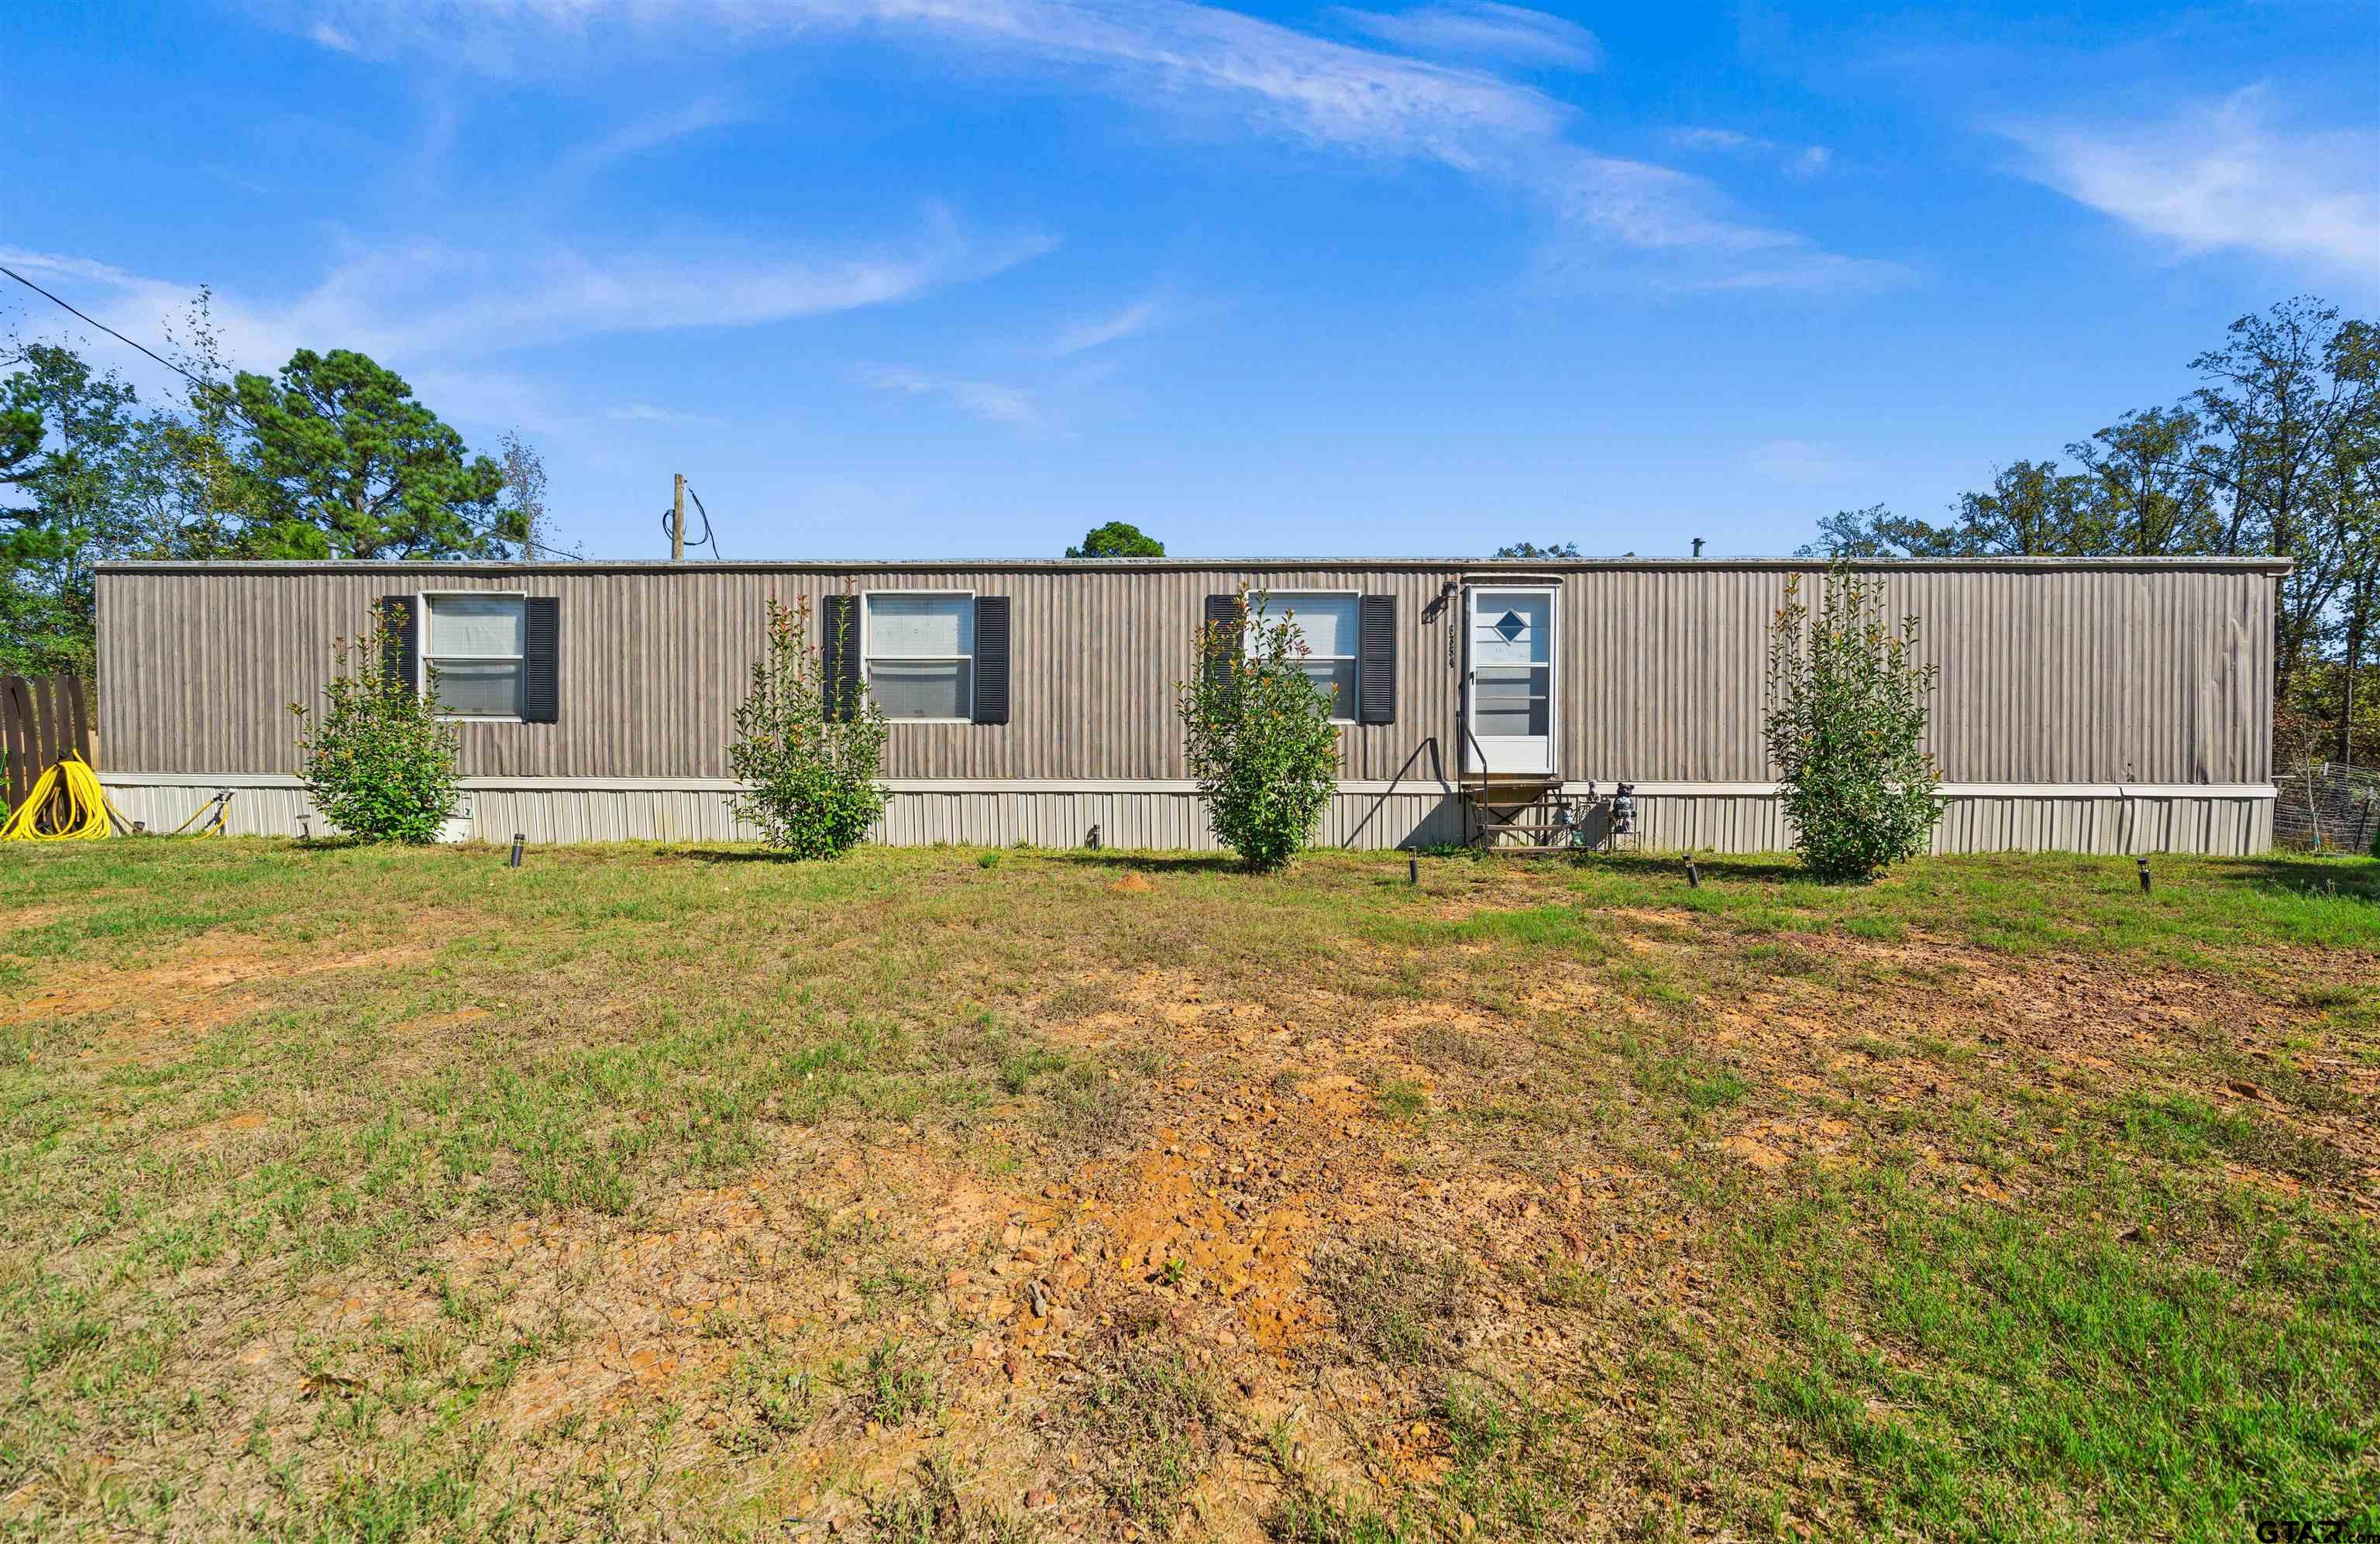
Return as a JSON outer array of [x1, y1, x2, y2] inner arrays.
[[2275, 762, 2380, 853]]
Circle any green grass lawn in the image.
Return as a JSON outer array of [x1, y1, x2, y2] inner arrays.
[[0, 839, 2373, 1542]]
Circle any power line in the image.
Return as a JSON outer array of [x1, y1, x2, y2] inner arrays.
[[684, 483, 723, 560], [2, 260, 583, 562], [2, 262, 212, 391]]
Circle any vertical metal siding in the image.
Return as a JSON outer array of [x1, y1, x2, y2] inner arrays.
[[97, 563, 2274, 789]]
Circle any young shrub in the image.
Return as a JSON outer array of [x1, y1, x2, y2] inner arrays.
[[289, 605, 462, 844], [726, 595, 889, 858], [1178, 586, 1343, 870], [1763, 564, 1945, 882]]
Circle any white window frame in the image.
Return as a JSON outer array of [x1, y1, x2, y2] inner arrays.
[[861, 589, 978, 724], [1254, 589, 1362, 724], [418, 589, 528, 723]]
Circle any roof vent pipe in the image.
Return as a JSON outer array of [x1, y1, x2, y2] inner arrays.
[[1691, 537, 1705, 558]]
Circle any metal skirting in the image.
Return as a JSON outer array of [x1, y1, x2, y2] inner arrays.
[[97, 775, 2275, 855]]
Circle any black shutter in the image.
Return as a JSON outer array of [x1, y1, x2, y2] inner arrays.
[[1358, 593, 1396, 725], [522, 596, 560, 723], [380, 595, 418, 693], [972, 596, 1010, 724], [822, 594, 861, 720], [1202, 593, 1241, 689]]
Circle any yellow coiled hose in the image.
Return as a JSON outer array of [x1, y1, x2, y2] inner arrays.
[[0, 753, 230, 841], [1, 751, 124, 841]]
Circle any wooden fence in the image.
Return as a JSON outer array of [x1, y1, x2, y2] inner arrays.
[[2, 673, 95, 813]]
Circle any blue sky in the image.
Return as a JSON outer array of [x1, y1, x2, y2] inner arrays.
[[5, 0, 2375, 560]]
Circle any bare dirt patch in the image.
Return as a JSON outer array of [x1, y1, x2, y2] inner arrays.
[[5, 930, 432, 1067]]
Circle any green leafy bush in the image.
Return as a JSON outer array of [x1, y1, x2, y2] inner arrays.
[[726, 596, 889, 858], [289, 606, 462, 844], [1763, 564, 1945, 882], [1178, 586, 1342, 869]]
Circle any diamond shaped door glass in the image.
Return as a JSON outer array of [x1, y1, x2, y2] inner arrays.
[[1471, 591, 1550, 666]]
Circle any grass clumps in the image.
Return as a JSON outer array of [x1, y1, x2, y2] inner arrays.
[[1312, 1240, 1470, 1372], [842, 1338, 941, 1429], [1078, 1348, 1222, 1535], [1739, 1178, 2379, 1539], [864, 1458, 1040, 1543]]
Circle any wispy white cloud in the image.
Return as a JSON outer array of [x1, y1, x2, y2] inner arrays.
[[1664, 126, 1835, 179], [1534, 156, 1900, 293], [607, 402, 726, 426], [1051, 297, 1164, 356], [291, 0, 1567, 160], [308, 18, 359, 53], [1666, 126, 1756, 153], [570, 95, 748, 170], [0, 212, 1053, 373], [1995, 86, 2378, 274], [285, 0, 1894, 293], [1336, 2, 1598, 71], [858, 364, 1044, 432]]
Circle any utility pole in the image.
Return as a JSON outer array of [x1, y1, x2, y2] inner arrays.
[[672, 473, 686, 562]]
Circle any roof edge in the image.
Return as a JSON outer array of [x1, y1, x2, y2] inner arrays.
[[93, 555, 2296, 576]]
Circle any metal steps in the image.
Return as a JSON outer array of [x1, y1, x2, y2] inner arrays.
[[1461, 772, 1573, 851]]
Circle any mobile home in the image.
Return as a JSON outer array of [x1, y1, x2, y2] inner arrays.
[[91, 555, 2283, 853]]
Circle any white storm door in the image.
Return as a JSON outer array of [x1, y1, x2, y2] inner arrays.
[[1466, 587, 1556, 775]]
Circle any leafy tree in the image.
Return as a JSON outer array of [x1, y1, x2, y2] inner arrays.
[[2, 308, 556, 679], [495, 431, 569, 559], [1066, 521, 1165, 558], [131, 287, 266, 561], [2066, 406, 2216, 556], [1802, 504, 1956, 559], [1178, 586, 1342, 869], [230, 349, 520, 559], [1949, 460, 2103, 555], [0, 343, 145, 676], [1494, 541, 1582, 559], [1804, 463, 2100, 559], [726, 596, 889, 858], [2188, 297, 2377, 704], [2315, 387, 2379, 765], [1763, 565, 1944, 882], [289, 605, 463, 843]]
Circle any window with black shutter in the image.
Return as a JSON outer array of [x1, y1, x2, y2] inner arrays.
[[1202, 593, 1241, 689], [1358, 593, 1396, 724], [972, 596, 1010, 724], [418, 593, 528, 717], [861, 593, 976, 720], [523, 597, 560, 723], [1257, 592, 1360, 723]]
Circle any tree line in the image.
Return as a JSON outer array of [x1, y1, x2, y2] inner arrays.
[[1, 291, 550, 679], [1805, 296, 2377, 765]]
